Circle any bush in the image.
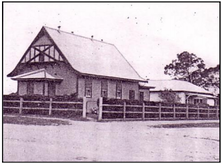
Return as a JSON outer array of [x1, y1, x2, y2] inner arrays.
[[102, 98, 124, 105], [3, 94, 20, 100], [53, 94, 82, 102], [22, 94, 50, 101]]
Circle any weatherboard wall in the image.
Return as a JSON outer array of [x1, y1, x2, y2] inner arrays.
[[139, 89, 150, 101], [18, 81, 27, 95], [78, 77, 140, 100]]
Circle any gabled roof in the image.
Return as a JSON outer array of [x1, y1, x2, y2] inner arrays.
[[38, 26, 145, 81], [142, 80, 213, 95], [12, 69, 63, 81]]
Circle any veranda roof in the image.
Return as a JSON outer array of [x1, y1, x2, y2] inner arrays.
[[11, 69, 63, 81], [44, 26, 145, 81]]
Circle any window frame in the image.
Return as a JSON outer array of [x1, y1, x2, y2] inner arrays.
[[116, 81, 122, 99], [101, 79, 108, 98], [129, 90, 135, 100], [85, 78, 92, 98], [194, 98, 203, 105]]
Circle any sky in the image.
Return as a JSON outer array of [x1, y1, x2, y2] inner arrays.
[[3, 2, 220, 94]]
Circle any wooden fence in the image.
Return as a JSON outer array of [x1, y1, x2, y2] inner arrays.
[[3, 96, 87, 118], [98, 97, 220, 121], [3, 96, 220, 121]]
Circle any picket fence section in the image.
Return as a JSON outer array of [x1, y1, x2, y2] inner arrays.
[[98, 97, 219, 121]]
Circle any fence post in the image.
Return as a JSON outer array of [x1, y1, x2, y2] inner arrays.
[[207, 106, 210, 119], [82, 97, 87, 118], [216, 106, 219, 119], [186, 104, 189, 119], [98, 97, 103, 121], [142, 102, 145, 120], [159, 103, 161, 120], [197, 105, 199, 119], [19, 97, 23, 114], [173, 104, 176, 119], [49, 98, 52, 115], [123, 101, 126, 120]]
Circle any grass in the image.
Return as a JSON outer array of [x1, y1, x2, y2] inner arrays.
[[3, 114, 71, 126], [150, 122, 219, 128]]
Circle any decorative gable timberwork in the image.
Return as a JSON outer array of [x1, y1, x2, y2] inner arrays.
[[20, 35, 64, 64]]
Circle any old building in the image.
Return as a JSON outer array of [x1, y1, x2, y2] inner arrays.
[[141, 80, 217, 106], [8, 26, 150, 110]]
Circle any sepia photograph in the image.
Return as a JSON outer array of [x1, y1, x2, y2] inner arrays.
[[3, 2, 220, 162]]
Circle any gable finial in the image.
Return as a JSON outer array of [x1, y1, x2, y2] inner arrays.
[[57, 26, 61, 33]]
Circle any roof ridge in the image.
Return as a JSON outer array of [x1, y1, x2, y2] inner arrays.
[[43, 26, 114, 46]]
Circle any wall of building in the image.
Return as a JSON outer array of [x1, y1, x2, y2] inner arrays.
[[44, 82, 48, 96], [78, 77, 139, 100], [177, 92, 186, 103], [122, 81, 139, 100], [150, 92, 162, 102], [17, 62, 78, 96], [108, 80, 116, 98], [150, 91, 186, 103], [139, 89, 150, 101], [78, 77, 140, 112], [92, 79, 102, 101], [78, 78, 85, 98], [18, 81, 27, 95]]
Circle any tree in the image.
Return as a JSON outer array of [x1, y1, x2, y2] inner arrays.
[[159, 89, 181, 103], [164, 51, 205, 86], [201, 64, 220, 94]]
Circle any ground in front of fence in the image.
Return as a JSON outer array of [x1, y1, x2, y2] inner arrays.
[[3, 116, 219, 162]]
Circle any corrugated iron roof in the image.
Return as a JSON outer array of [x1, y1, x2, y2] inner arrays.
[[44, 26, 145, 81], [12, 69, 63, 81], [143, 80, 213, 95]]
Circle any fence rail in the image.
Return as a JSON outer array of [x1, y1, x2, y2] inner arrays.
[[3, 96, 220, 121], [3, 97, 85, 117], [98, 97, 219, 121]]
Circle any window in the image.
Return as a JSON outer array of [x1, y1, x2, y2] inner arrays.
[[48, 82, 56, 97], [116, 81, 122, 99], [85, 78, 92, 98], [101, 80, 108, 98], [129, 90, 135, 100], [27, 82, 34, 95], [194, 98, 203, 105], [139, 92, 144, 102]]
